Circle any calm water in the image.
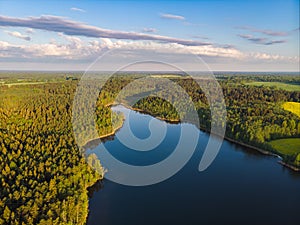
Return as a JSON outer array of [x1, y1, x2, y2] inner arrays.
[[86, 105, 300, 225]]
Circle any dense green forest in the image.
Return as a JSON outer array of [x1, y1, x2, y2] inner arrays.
[[0, 72, 299, 224], [131, 75, 300, 167], [0, 80, 102, 224], [92, 73, 300, 167]]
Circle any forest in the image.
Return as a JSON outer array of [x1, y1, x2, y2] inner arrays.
[[134, 75, 300, 167], [93, 73, 300, 167], [0, 72, 299, 224], [0, 79, 102, 224]]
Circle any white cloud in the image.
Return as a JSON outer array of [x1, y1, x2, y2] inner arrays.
[[248, 52, 298, 61], [0, 15, 297, 70], [70, 7, 86, 13], [160, 13, 185, 21], [0, 15, 208, 46], [0, 38, 297, 65], [25, 28, 34, 34], [4, 30, 31, 41]]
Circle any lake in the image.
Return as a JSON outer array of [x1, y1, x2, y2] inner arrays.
[[86, 105, 300, 225]]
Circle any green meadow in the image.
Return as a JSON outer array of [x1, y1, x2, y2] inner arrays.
[[245, 81, 300, 92], [268, 138, 300, 156]]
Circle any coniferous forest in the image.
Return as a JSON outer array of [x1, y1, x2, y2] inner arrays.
[[0, 72, 299, 224]]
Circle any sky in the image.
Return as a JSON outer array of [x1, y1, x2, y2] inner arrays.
[[0, 0, 299, 71]]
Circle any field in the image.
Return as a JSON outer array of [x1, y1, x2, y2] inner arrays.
[[245, 81, 300, 92], [282, 102, 300, 117], [150, 74, 183, 78], [268, 138, 300, 156], [3, 81, 47, 87]]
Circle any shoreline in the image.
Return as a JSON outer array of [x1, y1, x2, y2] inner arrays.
[[221, 137, 299, 172], [278, 161, 300, 172], [83, 122, 124, 149], [85, 102, 299, 224], [197, 125, 299, 172], [83, 102, 178, 148], [125, 106, 180, 123], [85, 103, 299, 172], [109, 102, 181, 123]]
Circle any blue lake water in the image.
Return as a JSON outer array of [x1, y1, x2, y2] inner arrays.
[[86, 105, 300, 225]]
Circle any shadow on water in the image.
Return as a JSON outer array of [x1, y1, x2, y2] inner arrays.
[[88, 180, 104, 198], [84, 134, 117, 150]]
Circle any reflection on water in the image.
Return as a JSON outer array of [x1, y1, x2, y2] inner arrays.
[[87, 105, 300, 225]]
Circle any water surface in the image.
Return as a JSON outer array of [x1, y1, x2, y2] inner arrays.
[[87, 105, 300, 225]]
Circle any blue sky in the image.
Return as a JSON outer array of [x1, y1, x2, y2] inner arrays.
[[0, 0, 299, 71]]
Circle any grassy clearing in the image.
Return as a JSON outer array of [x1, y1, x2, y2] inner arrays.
[[4, 82, 47, 87], [268, 138, 300, 156], [245, 81, 300, 92], [282, 102, 300, 117], [150, 74, 183, 78]]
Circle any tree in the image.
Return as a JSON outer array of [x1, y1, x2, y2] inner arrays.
[[3, 206, 11, 221]]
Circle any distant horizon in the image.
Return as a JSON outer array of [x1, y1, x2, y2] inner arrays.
[[0, 69, 299, 74]]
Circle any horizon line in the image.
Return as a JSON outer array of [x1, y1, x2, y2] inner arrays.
[[0, 70, 299, 74]]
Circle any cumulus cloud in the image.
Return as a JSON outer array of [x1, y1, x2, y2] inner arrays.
[[0, 15, 297, 69], [142, 28, 157, 33], [238, 34, 286, 45], [0, 37, 297, 65], [70, 7, 86, 13], [160, 13, 185, 21], [0, 37, 97, 60], [236, 26, 288, 37], [4, 30, 31, 41], [0, 15, 209, 46], [247, 52, 298, 61]]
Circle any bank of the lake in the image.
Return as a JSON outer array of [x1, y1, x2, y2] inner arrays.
[[108, 102, 181, 123], [83, 123, 125, 149], [85, 103, 299, 225], [86, 105, 300, 225], [113, 103, 300, 171]]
